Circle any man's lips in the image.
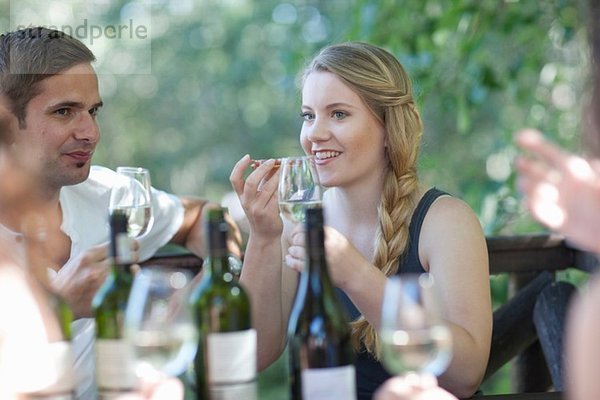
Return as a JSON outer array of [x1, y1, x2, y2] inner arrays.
[[64, 151, 93, 162]]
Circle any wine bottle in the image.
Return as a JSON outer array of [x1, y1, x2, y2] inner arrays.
[[21, 217, 76, 400], [92, 211, 136, 398], [190, 207, 257, 400], [287, 207, 357, 400]]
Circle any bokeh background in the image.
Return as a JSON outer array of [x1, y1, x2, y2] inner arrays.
[[0, 0, 591, 396]]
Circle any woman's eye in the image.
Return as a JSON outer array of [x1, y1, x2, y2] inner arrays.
[[300, 112, 315, 122], [333, 111, 347, 119]]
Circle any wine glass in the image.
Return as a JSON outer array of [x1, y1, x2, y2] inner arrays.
[[278, 156, 323, 223], [109, 167, 154, 238], [124, 267, 199, 380], [380, 274, 453, 381]]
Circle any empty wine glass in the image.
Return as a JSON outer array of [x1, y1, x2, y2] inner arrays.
[[380, 274, 453, 381], [125, 267, 199, 380], [109, 167, 154, 238], [278, 156, 323, 223]]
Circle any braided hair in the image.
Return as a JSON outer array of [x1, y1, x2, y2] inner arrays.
[[301, 42, 424, 357]]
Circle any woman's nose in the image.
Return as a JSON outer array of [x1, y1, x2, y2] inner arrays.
[[306, 118, 330, 142]]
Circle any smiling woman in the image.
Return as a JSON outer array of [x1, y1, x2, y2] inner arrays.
[[299, 70, 387, 189], [230, 42, 492, 400]]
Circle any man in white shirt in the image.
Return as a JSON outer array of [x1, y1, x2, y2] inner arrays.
[[0, 27, 239, 399]]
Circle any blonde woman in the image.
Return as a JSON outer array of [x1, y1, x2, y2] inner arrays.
[[230, 42, 491, 399]]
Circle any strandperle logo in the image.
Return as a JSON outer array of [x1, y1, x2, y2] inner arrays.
[[10, 0, 152, 74], [15, 20, 148, 46]]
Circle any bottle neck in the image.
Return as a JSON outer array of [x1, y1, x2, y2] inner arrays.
[[297, 221, 335, 302], [110, 232, 133, 281], [206, 231, 230, 279], [111, 260, 133, 282]]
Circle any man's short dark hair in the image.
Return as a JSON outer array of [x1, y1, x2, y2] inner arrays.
[[0, 27, 96, 126]]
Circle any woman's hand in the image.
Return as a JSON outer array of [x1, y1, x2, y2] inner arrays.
[[374, 375, 457, 400], [515, 129, 600, 252], [286, 224, 369, 289], [229, 155, 282, 239]]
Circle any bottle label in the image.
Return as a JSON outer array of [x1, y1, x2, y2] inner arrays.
[[209, 381, 258, 400], [207, 329, 257, 384], [28, 341, 75, 399], [116, 233, 133, 264], [95, 339, 137, 395], [302, 365, 356, 400]]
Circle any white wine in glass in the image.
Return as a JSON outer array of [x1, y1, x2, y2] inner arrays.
[[278, 156, 323, 223], [109, 167, 154, 238], [380, 274, 453, 379], [125, 267, 198, 379]]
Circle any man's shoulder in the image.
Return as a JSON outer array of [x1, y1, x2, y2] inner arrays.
[[87, 165, 118, 183], [61, 165, 116, 199]]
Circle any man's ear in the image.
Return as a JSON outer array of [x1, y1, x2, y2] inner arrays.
[[0, 117, 10, 144], [0, 95, 17, 145]]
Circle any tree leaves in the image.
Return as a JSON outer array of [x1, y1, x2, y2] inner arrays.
[[89, 0, 587, 234]]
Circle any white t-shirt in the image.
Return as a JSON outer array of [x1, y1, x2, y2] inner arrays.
[[57, 165, 184, 399]]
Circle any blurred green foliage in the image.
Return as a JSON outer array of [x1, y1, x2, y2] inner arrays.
[[0, 0, 589, 235], [106, 0, 585, 237], [0, 0, 592, 395]]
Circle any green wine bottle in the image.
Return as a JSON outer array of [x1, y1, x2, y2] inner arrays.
[[287, 207, 356, 400], [190, 207, 257, 400], [92, 211, 136, 397]]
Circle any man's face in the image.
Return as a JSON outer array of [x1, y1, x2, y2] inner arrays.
[[10, 62, 102, 192]]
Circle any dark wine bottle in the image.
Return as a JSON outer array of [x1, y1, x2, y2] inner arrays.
[[287, 207, 357, 400], [190, 207, 257, 400], [92, 211, 136, 397]]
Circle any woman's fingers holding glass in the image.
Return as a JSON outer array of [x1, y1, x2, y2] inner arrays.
[[285, 252, 304, 272], [252, 159, 280, 191], [238, 158, 279, 193], [250, 158, 282, 170], [289, 224, 305, 245], [286, 226, 306, 271], [229, 154, 252, 195]]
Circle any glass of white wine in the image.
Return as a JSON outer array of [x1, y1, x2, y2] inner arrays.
[[125, 267, 199, 380], [380, 274, 453, 382], [109, 167, 154, 238], [278, 156, 323, 223]]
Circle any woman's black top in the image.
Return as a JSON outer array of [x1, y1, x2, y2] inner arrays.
[[335, 187, 449, 399]]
